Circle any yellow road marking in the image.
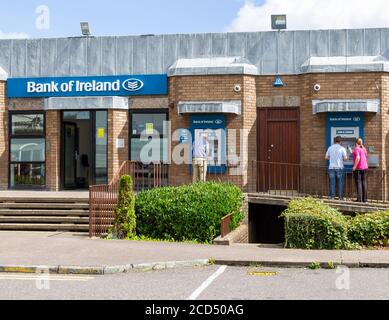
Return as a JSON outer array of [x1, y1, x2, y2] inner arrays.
[[248, 271, 278, 277], [0, 274, 93, 282]]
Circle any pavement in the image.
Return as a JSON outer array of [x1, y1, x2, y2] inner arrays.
[[0, 231, 388, 275]]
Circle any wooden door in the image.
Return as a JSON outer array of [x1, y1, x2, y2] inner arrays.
[[257, 108, 300, 192]]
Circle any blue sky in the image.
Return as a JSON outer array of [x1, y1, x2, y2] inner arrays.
[[0, 0, 388, 39], [0, 0, 257, 38]]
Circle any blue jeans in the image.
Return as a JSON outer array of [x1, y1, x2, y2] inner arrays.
[[328, 169, 345, 200]]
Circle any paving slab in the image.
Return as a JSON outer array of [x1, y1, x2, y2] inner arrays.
[[0, 232, 388, 274]]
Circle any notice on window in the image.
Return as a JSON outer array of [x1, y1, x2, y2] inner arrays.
[[146, 123, 154, 135], [98, 128, 105, 139]]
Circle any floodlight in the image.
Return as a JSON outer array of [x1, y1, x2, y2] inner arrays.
[[80, 22, 91, 36], [271, 15, 287, 30]]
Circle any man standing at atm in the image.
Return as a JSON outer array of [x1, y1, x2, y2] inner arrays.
[[193, 132, 210, 183], [325, 136, 348, 200]]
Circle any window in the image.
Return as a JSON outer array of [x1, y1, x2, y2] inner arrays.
[[9, 113, 46, 189], [95, 111, 108, 185], [130, 111, 168, 163]]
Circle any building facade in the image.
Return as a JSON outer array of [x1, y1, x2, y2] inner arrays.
[[0, 28, 388, 198]]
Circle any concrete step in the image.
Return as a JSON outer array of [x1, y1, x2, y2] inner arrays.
[[0, 216, 89, 224], [0, 224, 89, 231], [0, 197, 89, 204], [0, 210, 89, 216], [0, 203, 89, 210]]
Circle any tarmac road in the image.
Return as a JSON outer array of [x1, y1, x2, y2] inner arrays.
[[0, 265, 388, 300]]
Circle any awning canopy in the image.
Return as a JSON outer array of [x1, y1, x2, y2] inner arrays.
[[301, 55, 389, 73], [313, 99, 380, 114], [178, 100, 242, 115], [44, 96, 129, 110], [169, 57, 258, 76]]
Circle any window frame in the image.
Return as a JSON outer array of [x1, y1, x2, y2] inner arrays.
[[8, 111, 46, 190], [129, 109, 169, 163]]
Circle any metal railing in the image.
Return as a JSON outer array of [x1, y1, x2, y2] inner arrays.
[[249, 161, 388, 203], [89, 161, 169, 237]]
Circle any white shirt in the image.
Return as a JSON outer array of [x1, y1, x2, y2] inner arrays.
[[326, 144, 347, 169], [194, 139, 210, 159]]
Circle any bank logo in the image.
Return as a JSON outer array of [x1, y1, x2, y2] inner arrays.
[[215, 120, 223, 125], [353, 117, 361, 122], [122, 79, 144, 92]]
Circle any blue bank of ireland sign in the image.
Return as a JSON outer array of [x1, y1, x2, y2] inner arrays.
[[7, 74, 168, 98]]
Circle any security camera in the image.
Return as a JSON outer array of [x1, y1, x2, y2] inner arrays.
[[313, 84, 321, 92], [234, 84, 242, 93]]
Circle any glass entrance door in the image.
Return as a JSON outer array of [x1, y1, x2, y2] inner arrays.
[[62, 111, 108, 190], [63, 123, 78, 189]]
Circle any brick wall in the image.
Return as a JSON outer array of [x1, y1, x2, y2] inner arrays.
[[256, 72, 385, 199], [108, 110, 129, 181], [46, 111, 60, 191], [381, 74, 389, 200], [168, 75, 247, 187]]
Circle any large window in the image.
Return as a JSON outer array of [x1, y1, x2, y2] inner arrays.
[[9, 113, 46, 189], [130, 111, 168, 163]]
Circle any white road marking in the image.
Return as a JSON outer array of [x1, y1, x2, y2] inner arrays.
[[0, 274, 93, 282], [187, 266, 227, 300]]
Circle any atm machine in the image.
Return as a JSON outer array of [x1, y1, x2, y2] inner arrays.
[[190, 114, 227, 174], [327, 113, 364, 170]]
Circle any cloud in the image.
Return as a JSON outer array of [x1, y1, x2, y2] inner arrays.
[[228, 0, 389, 32], [0, 30, 29, 39]]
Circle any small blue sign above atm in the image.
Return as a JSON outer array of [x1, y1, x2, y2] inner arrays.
[[190, 115, 226, 128], [7, 74, 168, 98]]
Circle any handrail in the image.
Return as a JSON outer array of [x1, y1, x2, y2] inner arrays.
[[220, 213, 233, 238]]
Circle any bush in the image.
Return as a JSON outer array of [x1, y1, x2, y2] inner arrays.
[[135, 182, 244, 243], [348, 212, 389, 247], [282, 198, 350, 250], [112, 175, 136, 239]]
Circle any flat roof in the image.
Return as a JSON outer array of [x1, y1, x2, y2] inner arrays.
[[1, 28, 389, 78]]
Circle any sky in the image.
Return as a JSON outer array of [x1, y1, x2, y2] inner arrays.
[[0, 0, 389, 39]]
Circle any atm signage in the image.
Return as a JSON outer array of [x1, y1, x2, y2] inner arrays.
[[7, 74, 168, 98], [336, 129, 355, 135]]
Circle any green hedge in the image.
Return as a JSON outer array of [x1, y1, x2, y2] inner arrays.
[[348, 212, 389, 247], [135, 182, 244, 243], [282, 198, 350, 250]]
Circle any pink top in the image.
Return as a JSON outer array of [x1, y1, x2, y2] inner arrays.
[[353, 147, 368, 170]]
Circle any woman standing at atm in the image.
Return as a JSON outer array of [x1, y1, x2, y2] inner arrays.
[[352, 138, 369, 203]]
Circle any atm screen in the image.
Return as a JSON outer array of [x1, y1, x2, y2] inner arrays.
[[331, 126, 359, 167]]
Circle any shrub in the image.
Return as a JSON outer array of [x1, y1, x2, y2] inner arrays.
[[282, 198, 350, 250], [112, 175, 136, 239], [135, 182, 244, 243], [348, 211, 389, 247]]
